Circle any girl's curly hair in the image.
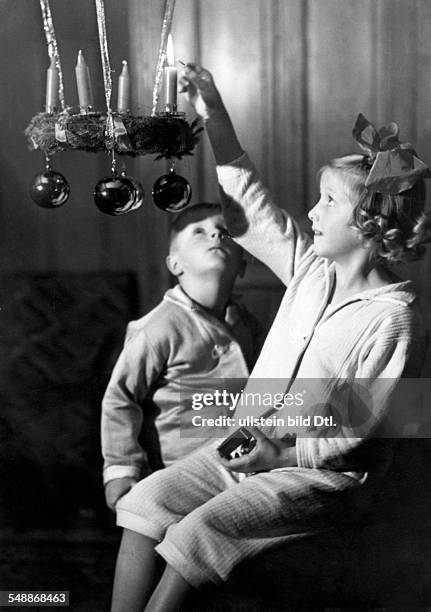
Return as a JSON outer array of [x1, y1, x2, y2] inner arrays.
[[321, 154, 431, 263]]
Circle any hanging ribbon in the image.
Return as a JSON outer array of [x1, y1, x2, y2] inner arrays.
[[151, 0, 177, 116], [39, 0, 65, 110], [95, 0, 115, 148]]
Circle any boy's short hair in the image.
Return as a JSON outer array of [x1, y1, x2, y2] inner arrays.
[[169, 202, 223, 250], [319, 155, 431, 263]]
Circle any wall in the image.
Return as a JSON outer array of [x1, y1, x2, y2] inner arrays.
[[0, 0, 430, 336]]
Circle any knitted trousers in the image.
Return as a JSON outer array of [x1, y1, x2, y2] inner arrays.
[[116, 445, 367, 588]]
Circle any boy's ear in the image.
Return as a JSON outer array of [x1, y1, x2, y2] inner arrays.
[[166, 254, 183, 277]]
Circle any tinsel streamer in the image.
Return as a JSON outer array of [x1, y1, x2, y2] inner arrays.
[[95, 0, 114, 148], [39, 0, 65, 110], [151, 0, 177, 116]]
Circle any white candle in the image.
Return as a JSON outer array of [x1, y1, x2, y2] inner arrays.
[[75, 50, 93, 110], [117, 60, 130, 113], [164, 34, 177, 112], [45, 56, 59, 113], [86, 66, 94, 108]]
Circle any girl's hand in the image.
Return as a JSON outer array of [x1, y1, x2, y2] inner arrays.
[[179, 62, 243, 164], [179, 63, 225, 121], [218, 427, 297, 474]]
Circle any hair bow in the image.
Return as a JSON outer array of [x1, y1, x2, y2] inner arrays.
[[352, 113, 430, 194]]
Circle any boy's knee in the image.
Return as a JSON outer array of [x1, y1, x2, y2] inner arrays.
[[116, 472, 169, 515]]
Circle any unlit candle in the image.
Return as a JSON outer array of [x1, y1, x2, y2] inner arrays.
[[117, 60, 130, 113], [45, 56, 59, 113], [75, 50, 93, 110]]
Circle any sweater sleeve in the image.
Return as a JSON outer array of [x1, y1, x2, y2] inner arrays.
[[216, 153, 313, 286], [101, 325, 166, 484], [296, 311, 423, 472]]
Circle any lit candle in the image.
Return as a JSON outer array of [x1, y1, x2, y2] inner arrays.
[[45, 56, 59, 113], [117, 60, 130, 113], [75, 50, 93, 111], [164, 34, 177, 113]]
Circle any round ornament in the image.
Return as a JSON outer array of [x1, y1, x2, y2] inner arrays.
[[94, 174, 138, 216], [127, 175, 145, 212], [29, 170, 70, 208], [152, 169, 192, 212]]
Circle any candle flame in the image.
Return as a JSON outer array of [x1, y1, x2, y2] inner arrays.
[[167, 34, 175, 67]]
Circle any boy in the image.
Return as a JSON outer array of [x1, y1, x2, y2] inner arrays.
[[101, 202, 262, 510]]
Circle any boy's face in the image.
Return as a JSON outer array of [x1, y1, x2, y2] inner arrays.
[[167, 212, 244, 279], [308, 169, 365, 262]]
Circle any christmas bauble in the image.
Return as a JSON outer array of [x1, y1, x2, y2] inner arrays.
[[94, 174, 137, 216], [29, 170, 70, 208], [127, 176, 145, 212], [152, 170, 192, 212]]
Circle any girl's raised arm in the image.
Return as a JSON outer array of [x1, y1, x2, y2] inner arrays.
[[180, 65, 313, 286]]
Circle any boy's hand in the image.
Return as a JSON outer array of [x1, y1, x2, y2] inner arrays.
[[105, 477, 137, 511], [179, 64, 225, 122], [218, 427, 297, 473]]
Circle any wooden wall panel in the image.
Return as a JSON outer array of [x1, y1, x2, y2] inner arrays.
[[416, 0, 431, 159], [264, 0, 307, 221], [374, 0, 419, 134], [414, 0, 431, 373], [371, 1, 431, 371], [307, 0, 375, 206], [190, 0, 268, 201]]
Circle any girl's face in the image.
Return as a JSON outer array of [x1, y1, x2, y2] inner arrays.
[[308, 169, 365, 262]]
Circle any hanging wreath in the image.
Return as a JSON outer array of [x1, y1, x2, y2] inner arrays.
[[25, 111, 202, 159], [26, 0, 201, 215]]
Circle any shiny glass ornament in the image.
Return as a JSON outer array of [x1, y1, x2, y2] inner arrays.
[[152, 169, 192, 212], [94, 174, 137, 216], [29, 170, 70, 208], [127, 175, 145, 212]]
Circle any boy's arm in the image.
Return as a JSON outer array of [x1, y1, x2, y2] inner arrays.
[[180, 65, 313, 285], [101, 326, 165, 486], [105, 477, 137, 512]]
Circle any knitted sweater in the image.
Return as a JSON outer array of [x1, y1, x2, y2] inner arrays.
[[101, 285, 261, 484], [217, 154, 427, 475]]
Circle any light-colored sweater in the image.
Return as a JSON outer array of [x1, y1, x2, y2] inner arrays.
[[101, 285, 261, 484], [217, 154, 427, 475]]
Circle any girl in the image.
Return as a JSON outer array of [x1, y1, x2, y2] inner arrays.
[[109, 65, 431, 612]]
